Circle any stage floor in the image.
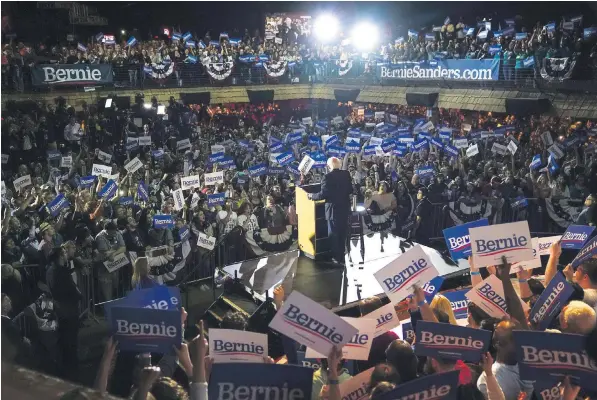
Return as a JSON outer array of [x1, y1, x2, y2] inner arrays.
[[221, 232, 470, 310]]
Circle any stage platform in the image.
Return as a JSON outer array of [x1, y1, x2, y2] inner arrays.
[[221, 232, 470, 310]]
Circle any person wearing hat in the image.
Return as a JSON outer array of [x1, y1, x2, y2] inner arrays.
[[46, 241, 81, 380]]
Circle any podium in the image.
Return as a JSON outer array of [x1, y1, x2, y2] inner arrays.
[[296, 184, 331, 259]]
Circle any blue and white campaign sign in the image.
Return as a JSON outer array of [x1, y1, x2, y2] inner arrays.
[[98, 179, 118, 199], [286, 163, 301, 177], [137, 181, 149, 201], [217, 156, 235, 169], [416, 166, 434, 178], [79, 175, 96, 188], [119, 196, 133, 206], [560, 225, 595, 250], [453, 138, 468, 149], [270, 142, 284, 153], [92, 163, 112, 177], [209, 328, 268, 363], [346, 140, 361, 153], [286, 132, 302, 145], [444, 144, 459, 158], [571, 236, 597, 268], [269, 290, 358, 356], [47, 194, 71, 217], [309, 135, 322, 147], [338, 368, 374, 400], [537, 235, 562, 256], [207, 192, 225, 207], [444, 289, 470, 320], [381, 139, 396, 153], [362, 302, 400, 338], [415, 321, 492, 362], [422, 276, 444, 303], [295, 350, 356, 375], [153, 214, 174, 229], [375, 370, 460, 400], [378, 59, 500, 81], [178, 226, 190, 242], [465, 275, 529, 318], [276, 151, 295, 166], [209, 152, 225, 163], [209, 363, 313, 400], [248, 163, 267, 177], [180, 175, 201, 190], [401, 321, 415, 342], [529, 272, 574, 331], [47, 150, 61, 161], [443, 218, 489, 260], [305, 317, 376, 361], [374, 245, 439, 304], [110, 307, 181, 354], [204, 171, 224, 186], [430, 138, 444, 149], [533, 381, 563, 400], [513, 330, 597, 390], [530, 154, 542, 170], [105, 286, 181, 322], [364, 145, 377, 156], [325, 135, 339, 146], [413, 139, 429, 152], [268, 167, 286, 175], [469, 221, 533, 267]]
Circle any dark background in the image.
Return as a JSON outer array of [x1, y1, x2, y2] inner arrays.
[[2, 1, 596, 44]]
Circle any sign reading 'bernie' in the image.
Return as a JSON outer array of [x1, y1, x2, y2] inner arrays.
[[560, 225, 595, 250], [362, 302, 400, 338], [465, 275, 529, 318], [443, 218, 489, 260], [305, 317, 376, 361], [209, 328, 268, 363], [469, 221, 533, 267], [414, 321, 492, 362]]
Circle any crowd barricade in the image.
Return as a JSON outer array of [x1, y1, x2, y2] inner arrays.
[[4, 58, 596, 94]]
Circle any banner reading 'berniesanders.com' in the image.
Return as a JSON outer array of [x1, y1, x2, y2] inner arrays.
[[378, 59, 500, 81]]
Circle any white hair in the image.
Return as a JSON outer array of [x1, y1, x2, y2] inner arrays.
[[327, 157, 342, 170]]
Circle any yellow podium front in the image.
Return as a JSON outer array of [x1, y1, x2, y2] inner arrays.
[[296, 184, 330, 259]]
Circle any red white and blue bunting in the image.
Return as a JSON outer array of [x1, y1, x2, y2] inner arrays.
[[204, 61, 235, 81], [143, 62, 175, 80], [336, 59, 353, 76], [263, 60, 287, 78]]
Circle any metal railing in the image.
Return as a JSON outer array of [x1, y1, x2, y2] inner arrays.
[[3, 59, 596, 95]]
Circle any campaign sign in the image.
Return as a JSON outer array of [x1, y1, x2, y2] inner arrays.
[[276, 151, 295, 166], [510, 237, 541, 273], [60, 156, 73, 168], [453, 138, 468, 149], [138, 136, 152, 146], [548, 144, 564, 160], [443, 289, 470, 320], [309, 135, 322, 147], [205, 171, 224, 186], [211, 144, 225, 154], [197, 233, 216, 250], [362, 302, 400, 338], [466, 144, 479, 157], [415, 321, 491, 362], [571, 236, 597, 268], [176, 138, 191, 151], [416, 167, 434, 178], [286, 163, 301, 177], [402, 321, 415, 343], [375, 370, 460, 400], [124, 157, 143, 173], [444, 145, 459, 158], [270, 142, 284, 153], [208, 192, 225, 207], [560, 225, 595, 250], [508, 140, 518, 154], [209, 329, 268, 363], [209, 152, 225, 163], [305, 317, 376, 361], [422, 276, 444, 303], [137, 181, 149, 202], [153, 215, 174, 229], [537, 235, 562, 256], [178, 226, 190, 242], [268, 167, 285, 175], [97, 150, 112, 164], [103, 253, 130, 273], [430, 138, 444, 149], [413, 139, 429, 152], [465, 275, 529, 318], [286, 132, 302, 145], [208, 363, 313, 400], [529, 272, 574, 331], [180, 175, 201, 190], [443, 218, 489, 260], [98, 179, 118, 199], [126, 138, 139, 152], [248, 163, 267, 177], [218, 156, 236, 169], [119, 196, 133, 206], [530, 154, 542, 170], [92, 163, 112, 177], [105, 286, 182, 322], [513, 330, 597, 390], [298, 156, 315, 175], [374, 245, 439, 304], [172, 188, 184, 211], [110, 307, 181, 354], [381, 139, 396, 154], [325, 135, 339, 146], [269, 290, 358, 356], [152, 149, 165, 159], [346, 140, 361, 153], [47, 149, 60, 161], [79, 175, 96, 188], [338, 368, 374, 400], [364, 145, 377, 156], [47, 194, 71, 217], [469, 221, 533, 267], [492, 143, 507, 155], [13, 175, 32, 192]]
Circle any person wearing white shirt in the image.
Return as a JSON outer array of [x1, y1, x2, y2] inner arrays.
[[63, 117, 83, 147]]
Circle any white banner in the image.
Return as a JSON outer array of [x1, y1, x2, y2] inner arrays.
[[374, 245, 439, 304], [269, 291, 358, 356], [97, 150, 112, 164], [338, 368, 374, 400], [197, 233, 216, 250], [469, 221, 533, 267], [181, 175, 201, 190], [13, 175, 32, 192], [298, 155, 315, 175], [124, 157, 143, 173], [92, 163, 112, 177], [204, 171, 224, 186], [363, 302, 400, 338], [138, 136, 152, 146], [209, 329, 268, 363], [305, 317, 376, 360], [103, 253, 130, 273], [465, 275, 529, 318], [173, 188, 184, 211], [537, 235, 562, 256], [177, 139, 192, 151], [211, 145, 225, 154], [466, 144, 479, 157], [60, 156, 72, 168]]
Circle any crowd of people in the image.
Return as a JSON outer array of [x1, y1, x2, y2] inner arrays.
[[3, 13, 597, 91]]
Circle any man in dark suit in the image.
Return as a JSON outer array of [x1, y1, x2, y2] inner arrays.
[[308, 157, 353, 264]]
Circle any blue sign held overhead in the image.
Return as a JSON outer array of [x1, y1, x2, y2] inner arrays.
[[109, 307, 181, 354], [137, 181, 149, 202], [119, 196, 133, 206], [571, 236, 597, 268], [248, 163, 267, 177], [443, 218, 489, 260], [79, 175, 96, 188], [207, 192, 226, 207], [560, 225, 595, 250], [153, 214, 174, 229], [443, 289, 470, 320], [276, 151, 295, 166], [98, 179, 118, 199], [47, 194, 71, 217], [345, 140, 361, 153], [529, 272, 574, 331], [415, 321, 492, 362], [375, 370, 460, 400]]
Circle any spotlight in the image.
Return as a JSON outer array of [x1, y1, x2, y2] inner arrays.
[[314, 14, 339, 42], [121, 30, 126, 35], [143, 103, 152, 110], [351, 22, 379, 51]]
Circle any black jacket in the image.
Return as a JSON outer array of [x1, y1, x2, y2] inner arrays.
[[311, 169, 353, 221], [46, 261, 82, 319]]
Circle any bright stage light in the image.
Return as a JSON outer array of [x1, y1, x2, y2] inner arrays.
[[351, 22, 379, 51], [314, 14, 339, 42], [143, 103, 152, 109]]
